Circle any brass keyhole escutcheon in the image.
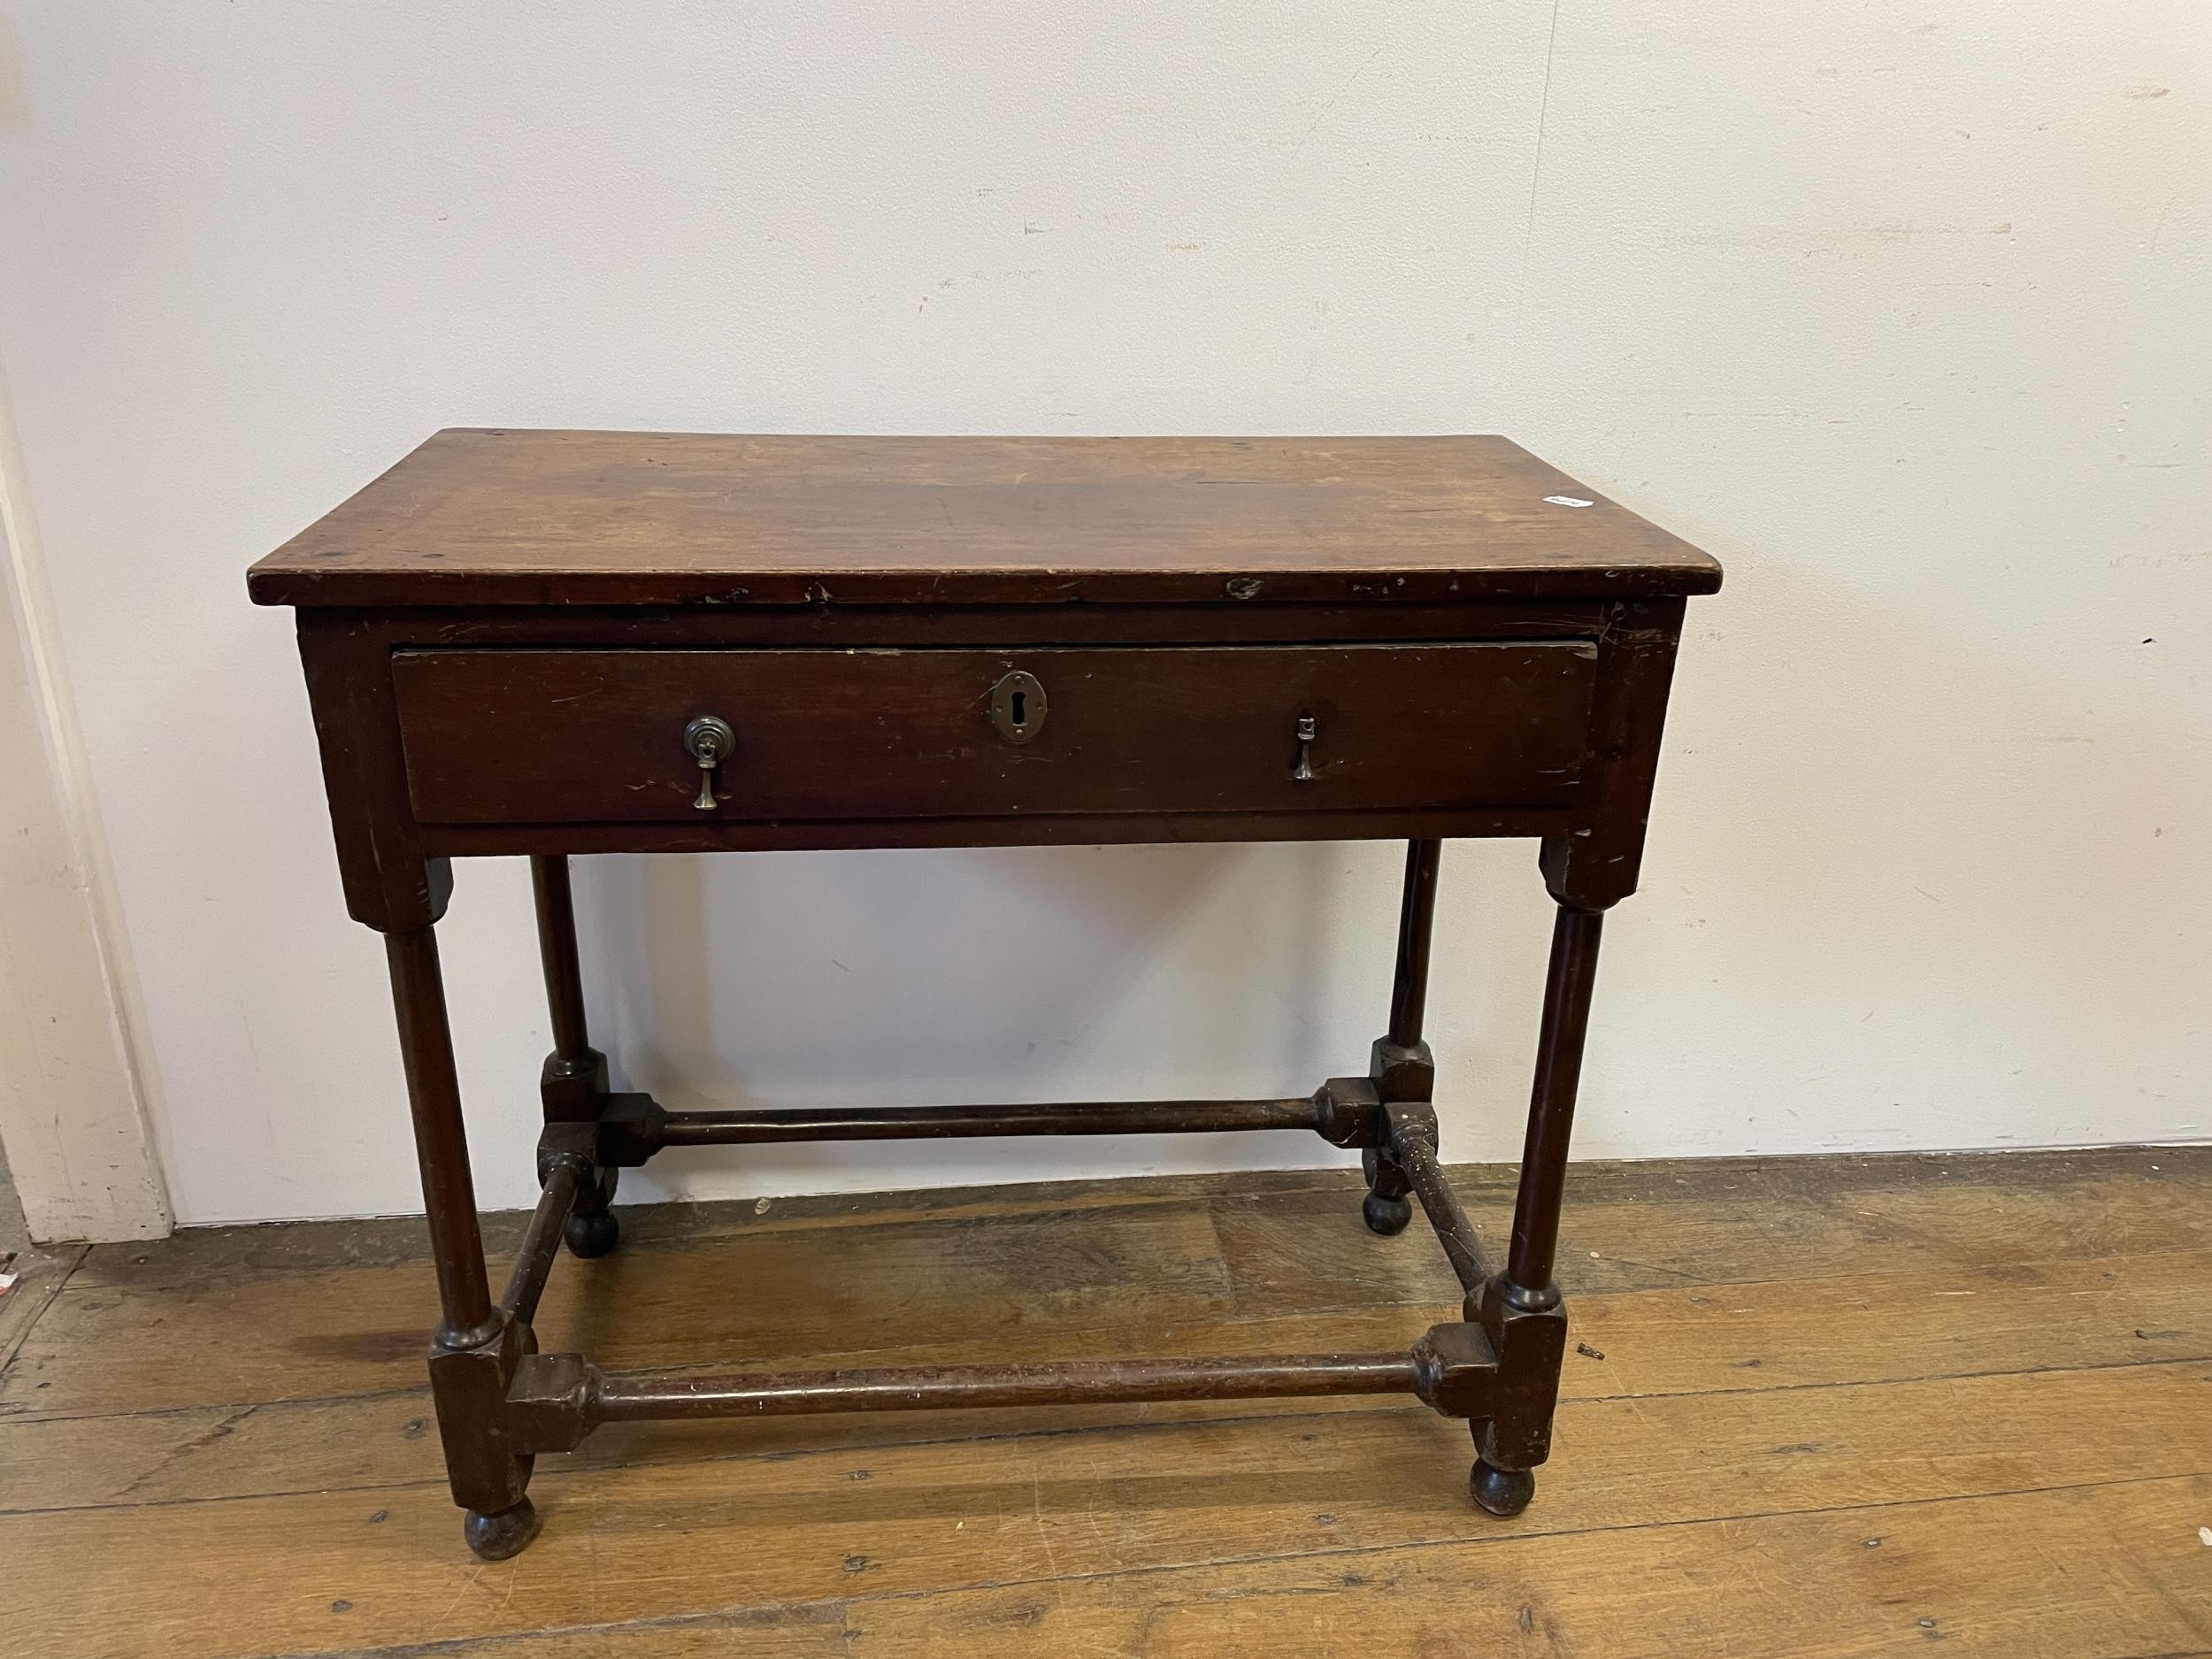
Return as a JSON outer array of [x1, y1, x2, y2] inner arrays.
[[990, 671, 1047, 743]]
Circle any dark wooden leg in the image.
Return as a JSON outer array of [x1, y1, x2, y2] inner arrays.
[[1502, 905, 1605, 1311], [532, 856, 618, 1257], [1363, 840, 1442, 1236], [1386, 840, 1443, 1051], [385, 925, 541, 1559], [1471, 902, 1604, 1516]]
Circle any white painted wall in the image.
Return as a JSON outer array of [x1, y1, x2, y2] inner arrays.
[[0, 2, 2203, 1227], [0, 380, 171, 1241]]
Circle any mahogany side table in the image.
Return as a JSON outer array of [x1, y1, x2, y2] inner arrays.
[[249, 431, 1721, 1559]]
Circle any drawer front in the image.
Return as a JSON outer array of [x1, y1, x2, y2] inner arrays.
[[392, 642, 1598, 826]]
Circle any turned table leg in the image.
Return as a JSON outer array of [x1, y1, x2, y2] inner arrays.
[[1361, 839, 1442, 1235], [532, 855, 619, 1257], [385, 925, 541, 1559], [1471, 902, 1605, 1516]]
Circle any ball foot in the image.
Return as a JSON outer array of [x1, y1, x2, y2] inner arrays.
[[564, 1209, 619, 1259], [464, 1497, 541, 1560], [1362, 1190, 1414, 1236], [1470, 1458, 1536, 1517]]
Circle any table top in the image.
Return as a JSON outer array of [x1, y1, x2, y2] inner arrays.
[[248, 430, 1722, 609]]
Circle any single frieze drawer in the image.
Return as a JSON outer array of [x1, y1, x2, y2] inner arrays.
[[391, 641, 1601, 826]]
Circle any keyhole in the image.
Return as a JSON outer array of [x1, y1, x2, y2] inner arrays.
[[990, 670, 1047, 743]]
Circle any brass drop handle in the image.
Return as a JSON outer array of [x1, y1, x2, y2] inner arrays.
[[682, 715, 735, 810], [1292, 715, 1317, 781]]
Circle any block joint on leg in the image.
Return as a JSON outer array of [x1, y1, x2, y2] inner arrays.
[[428, 1311, 541, 1556], [538, 1059, 625, 1257], [1359, 1035, 1433, 1236], [1459, 1274, 1570, 1515]]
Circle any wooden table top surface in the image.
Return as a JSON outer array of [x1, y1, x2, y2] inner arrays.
[[248, 429, 1722, 609]]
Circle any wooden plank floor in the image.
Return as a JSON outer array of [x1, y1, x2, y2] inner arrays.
[[2, 1148, 2208, 1657]]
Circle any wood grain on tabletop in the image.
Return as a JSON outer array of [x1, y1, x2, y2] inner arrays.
[[245, 431, 1726, 608]]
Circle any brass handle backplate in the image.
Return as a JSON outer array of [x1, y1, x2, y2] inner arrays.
[[682, 715, 735, 810]]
